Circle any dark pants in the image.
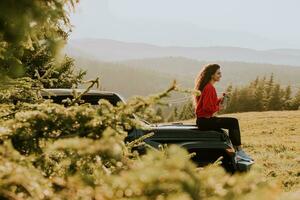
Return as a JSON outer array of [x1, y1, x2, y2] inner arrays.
[[196, 117, 242, 146]]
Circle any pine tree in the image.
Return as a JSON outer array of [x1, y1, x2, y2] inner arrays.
[[247, 78, 259, 111], [226, 88, 239, 113], [178, 101, 196, 120], [0, 0, 78, 77], [283, 85, 292, 110], [22, 42, 86, 88], [266, 73, 274, 96], [253, 76, 260, 88], [238, 87, 250, 112], [268, 84, 283, 110], [291, 88, 300, 110], [252, 77, 265, 111], [185, 101, 196, 120], [264, 74, 275, 110]]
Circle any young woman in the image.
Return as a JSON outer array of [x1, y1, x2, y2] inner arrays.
[[194, 63, 253, 162]]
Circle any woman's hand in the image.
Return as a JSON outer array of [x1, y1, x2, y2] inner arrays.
[[218, 92, 226, 104], [218, 96, 224, 104]]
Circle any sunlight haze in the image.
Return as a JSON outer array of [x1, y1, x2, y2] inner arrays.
[[70, 0, 300, 50]]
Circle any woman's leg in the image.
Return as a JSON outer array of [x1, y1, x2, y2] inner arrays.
[[196, 117, 253, 161], [213, 117, 241, 147], [196, 117, 242, 146]]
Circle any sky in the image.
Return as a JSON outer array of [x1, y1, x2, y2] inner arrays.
[[69, 0, 300, 50]]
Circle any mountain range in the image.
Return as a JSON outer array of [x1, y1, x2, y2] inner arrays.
[[64, 38, 300, 102], [74, 56, 300, 99], [65, 38, 300, 66]]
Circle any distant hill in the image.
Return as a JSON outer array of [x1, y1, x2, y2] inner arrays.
[[75, 56, 300, 99], [75, 57, 175, 99], [119, 57, 300, 89], [66, 38, 300, 66]]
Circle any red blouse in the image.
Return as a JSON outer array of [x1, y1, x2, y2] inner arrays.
[[195, 82, 222, 118]]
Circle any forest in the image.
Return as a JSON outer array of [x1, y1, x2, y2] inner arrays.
[[165, 74, 300, 122]]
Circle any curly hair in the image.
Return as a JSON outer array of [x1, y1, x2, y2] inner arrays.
[[193, 63, 220, 106]]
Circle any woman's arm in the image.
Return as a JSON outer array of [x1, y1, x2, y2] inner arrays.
[[202, 86, 220, 115]]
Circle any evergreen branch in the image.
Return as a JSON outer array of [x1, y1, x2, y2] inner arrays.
[[69, 77, 100, 106], [126, 132, 155, 149]]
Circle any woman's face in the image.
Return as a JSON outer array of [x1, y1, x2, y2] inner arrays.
[[211, 68, 222, 82]]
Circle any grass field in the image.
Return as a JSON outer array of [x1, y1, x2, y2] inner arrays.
[[184, 110, 300, 193]]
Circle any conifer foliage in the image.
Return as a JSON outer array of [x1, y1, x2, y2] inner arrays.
[[223, 75, 300, 113], [165, 74, 299, 122], [0, 0, 84, 87], [0, 1, 291, 199]]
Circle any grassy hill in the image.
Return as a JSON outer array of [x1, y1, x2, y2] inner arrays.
[[183, 110, 300, 193]]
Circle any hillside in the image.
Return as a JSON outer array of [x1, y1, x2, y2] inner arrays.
[[183, 110, 300, 193], [74, 57, 175, 98], [120, 57, 300, 89], [66, 38, 300, 66], [75, 56, 300, 99]]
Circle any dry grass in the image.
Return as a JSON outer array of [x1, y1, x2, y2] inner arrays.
[[185, 110, 300, 193]]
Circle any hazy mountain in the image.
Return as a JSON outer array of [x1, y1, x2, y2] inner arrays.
[[66, 38, 300, 66], [75, 56, 300, 100], [119, 57, 300, 89], [75, 57, 175, 99]]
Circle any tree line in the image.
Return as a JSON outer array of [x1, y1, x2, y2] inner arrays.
[[162, 74, 300, 122], [223, 74, 300, 113]]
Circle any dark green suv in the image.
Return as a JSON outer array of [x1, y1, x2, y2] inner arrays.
[[42, 88, 253, 173]]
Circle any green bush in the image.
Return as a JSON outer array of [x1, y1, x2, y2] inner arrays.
[[0, 82, 288, 200]]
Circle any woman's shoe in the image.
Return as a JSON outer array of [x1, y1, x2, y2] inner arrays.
[[236, 149, 254, 162]]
